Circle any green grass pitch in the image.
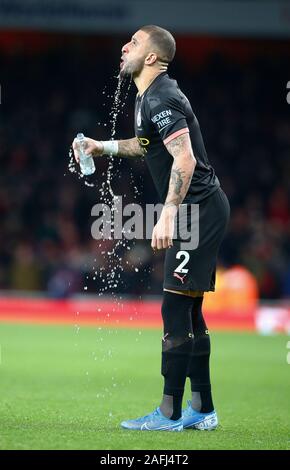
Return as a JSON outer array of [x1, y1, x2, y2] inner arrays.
[[0, 322, 289, 450]]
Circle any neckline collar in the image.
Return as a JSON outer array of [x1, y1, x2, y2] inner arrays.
[[137, 72, 167, 98]]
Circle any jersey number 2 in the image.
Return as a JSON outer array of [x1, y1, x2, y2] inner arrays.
[[175, 251, 190, 274]]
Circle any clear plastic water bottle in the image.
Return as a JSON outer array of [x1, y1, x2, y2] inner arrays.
[[76, 133, 96, 175]]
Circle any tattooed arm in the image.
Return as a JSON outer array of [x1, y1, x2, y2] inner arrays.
[[117, 137, 144, 159], [151, 131, 196, 250], [72, 136, 144, 162], [164, 132, 196, 208]]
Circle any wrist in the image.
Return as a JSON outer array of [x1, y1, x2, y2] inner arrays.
[[162, 203, 179, 218], [89, 140, 104, 157], [100, 140, 119, 156]]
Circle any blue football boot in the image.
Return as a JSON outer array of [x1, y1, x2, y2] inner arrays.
[[182, 401, 218, 430], [121, 407, 183, 431]]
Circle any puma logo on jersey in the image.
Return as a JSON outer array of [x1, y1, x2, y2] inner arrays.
[[173, 272, 187, 284]]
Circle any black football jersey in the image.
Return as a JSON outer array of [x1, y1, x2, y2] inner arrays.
[[134, 72, 220, 203]]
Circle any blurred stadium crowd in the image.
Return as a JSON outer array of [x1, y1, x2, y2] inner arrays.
[[0, 34, 289, 299]]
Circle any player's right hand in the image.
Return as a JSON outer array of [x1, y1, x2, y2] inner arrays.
[[72, 137, 104, 163]]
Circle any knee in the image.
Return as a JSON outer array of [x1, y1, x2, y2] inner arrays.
[[161, 291, 194, 349]]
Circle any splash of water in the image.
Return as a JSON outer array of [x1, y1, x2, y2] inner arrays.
[[68, 72, 143, 299], [106, 74, 132, 198], [92, 73, 140, 303], [69, 72, 144, 398]]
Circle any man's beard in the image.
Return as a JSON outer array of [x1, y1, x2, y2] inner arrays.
[[120, 55, 145, 79]]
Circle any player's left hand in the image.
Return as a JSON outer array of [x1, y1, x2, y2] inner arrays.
[[151, 207, 177, 250]]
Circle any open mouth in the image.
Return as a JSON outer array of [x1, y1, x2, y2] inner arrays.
[[120, 56, 127, 69]]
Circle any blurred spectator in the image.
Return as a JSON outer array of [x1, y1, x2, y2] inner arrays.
[[10, 244, 42, 291]]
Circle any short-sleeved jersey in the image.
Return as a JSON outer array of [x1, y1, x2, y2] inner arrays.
[[134, 72, 220, 203]]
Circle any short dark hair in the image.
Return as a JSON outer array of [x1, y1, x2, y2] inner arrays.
[[140, 25, 176, 64]]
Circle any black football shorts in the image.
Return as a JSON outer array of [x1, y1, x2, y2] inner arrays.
[[163, 187, 230, 292]]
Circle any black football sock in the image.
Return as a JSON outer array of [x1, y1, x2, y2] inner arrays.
[[191, 391, 214, 414], [191, 391, 202, 412], [160, 394, 173, 418], [160, 393, 183, 420], [160, 291, 195, 420], [187, 296, 214, 413]]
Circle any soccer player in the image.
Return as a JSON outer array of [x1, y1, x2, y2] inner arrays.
[[73, 25, 230, 432]]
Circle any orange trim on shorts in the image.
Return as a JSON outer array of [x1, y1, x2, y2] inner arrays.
[[163, 127, 189, 145]]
